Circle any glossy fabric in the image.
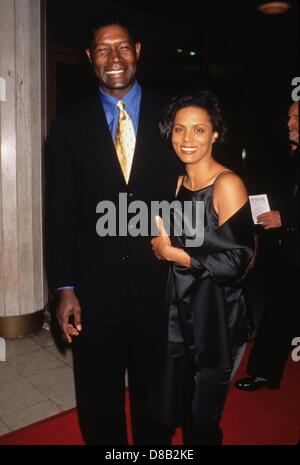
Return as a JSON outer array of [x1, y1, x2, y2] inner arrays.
[[169, 184, 254, 369], [146, 183, 254, 427]]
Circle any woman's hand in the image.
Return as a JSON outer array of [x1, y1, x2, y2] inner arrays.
[[151, 216, 172, 260], [151, 216, 191, 267]]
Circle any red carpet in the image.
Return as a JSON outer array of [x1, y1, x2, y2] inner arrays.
[[0, 343, 299, 445]]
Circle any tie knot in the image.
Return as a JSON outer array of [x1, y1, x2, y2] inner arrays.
[[117, 100, 128, 121], [117, 100, 125, 111]]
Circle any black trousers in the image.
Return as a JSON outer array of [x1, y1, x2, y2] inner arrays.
[[182, 346, 243, 445], [247, 273, 299, 384], [71, 283, 171, 445]]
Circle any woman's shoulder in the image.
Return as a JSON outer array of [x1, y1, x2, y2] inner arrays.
[[213, 170, 248, 222], [213, 170, 246, 192]]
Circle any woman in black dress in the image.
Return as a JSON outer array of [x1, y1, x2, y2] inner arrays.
[[150, 91, 255, 444]]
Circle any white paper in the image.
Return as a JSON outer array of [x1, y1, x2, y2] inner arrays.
[[249, 194, 270, 224]]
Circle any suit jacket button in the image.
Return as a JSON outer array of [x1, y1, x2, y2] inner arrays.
[[122, 254, 129, 261]]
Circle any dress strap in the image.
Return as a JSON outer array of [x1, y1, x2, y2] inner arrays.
[[176, 174, 186, 196], [212, 170, 233, 185], [211, 171, 233, 217]]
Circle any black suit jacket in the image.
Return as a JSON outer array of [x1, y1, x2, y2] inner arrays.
[[47, 89, 181, 325]]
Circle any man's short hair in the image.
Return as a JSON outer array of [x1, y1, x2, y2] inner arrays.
[[87, 14, 139, 48]]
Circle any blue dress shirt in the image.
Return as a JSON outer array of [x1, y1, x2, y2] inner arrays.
[[99, 80, 141, 139]]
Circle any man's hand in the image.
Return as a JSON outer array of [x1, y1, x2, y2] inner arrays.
[[257, 210, 282, 230], [56, 288, 82, 343]]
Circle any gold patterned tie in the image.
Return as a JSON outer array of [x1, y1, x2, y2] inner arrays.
[[114, 100, 136, 183]]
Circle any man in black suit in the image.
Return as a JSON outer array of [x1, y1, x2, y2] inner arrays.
[[47, 16, 179, 444], [235, 101, 299, 391]]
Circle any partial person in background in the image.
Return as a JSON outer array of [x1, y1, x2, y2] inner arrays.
[[47, 16, 179, 444], [149, 91, 255, 444], [235, 101, 299, 391]]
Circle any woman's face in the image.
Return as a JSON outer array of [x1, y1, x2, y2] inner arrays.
[[171, 106, 218, 165]]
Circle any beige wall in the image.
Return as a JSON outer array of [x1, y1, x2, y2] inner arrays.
[[0, 0, 46, 318]]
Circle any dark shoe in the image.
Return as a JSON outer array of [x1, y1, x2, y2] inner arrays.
[[234, 376, 280, 391]]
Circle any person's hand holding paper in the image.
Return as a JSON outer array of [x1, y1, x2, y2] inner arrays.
[[249, 194, 281, 229], [256, 210, 282, 229]]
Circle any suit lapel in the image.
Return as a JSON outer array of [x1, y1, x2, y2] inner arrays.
[[128, 91, 156, 188]]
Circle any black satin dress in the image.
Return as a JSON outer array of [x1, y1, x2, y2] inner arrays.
[[146, 180, 254, 427]]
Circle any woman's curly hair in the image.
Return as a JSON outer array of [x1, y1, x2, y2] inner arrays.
[[159, 90, 227, 144]]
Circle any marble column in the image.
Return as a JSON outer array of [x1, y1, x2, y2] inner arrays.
[[0, 0, 47, 337]]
